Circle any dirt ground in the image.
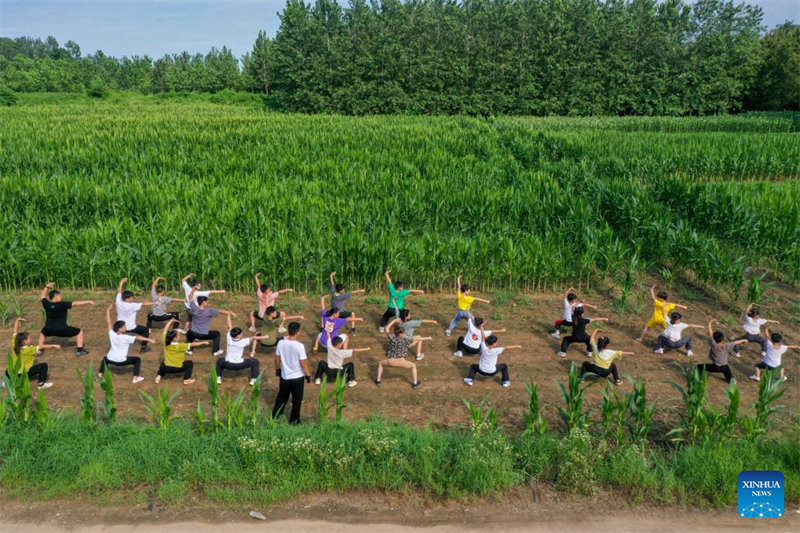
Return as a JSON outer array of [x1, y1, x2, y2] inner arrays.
[[2, 277, 799, 430], [1, 485, 799, 532]]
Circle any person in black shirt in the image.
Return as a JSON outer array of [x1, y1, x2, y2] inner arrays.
[[38, 282, 95, 356], [557, 307, 608, 357]]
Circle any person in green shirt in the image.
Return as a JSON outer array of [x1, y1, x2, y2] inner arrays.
[[379, 270, 424, 331], [257, 306, 305, 350], [155, 318, 210, 385], [7, 318, 60, 389]]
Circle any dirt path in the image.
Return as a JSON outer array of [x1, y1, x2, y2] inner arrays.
[[2, 277, 799, 430]]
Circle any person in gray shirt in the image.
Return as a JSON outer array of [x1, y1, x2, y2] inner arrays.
[[386, 309, 438, 341], [147, 276, 180, 330], [697, 319, 747, 385], [187, 287, 236, 356], [329, 271, 365, 333]]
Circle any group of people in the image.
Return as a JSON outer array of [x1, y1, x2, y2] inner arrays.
[[6, 273, 797, 423]]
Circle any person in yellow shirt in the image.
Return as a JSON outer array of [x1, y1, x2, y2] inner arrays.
[[445, 275, 490, 337], [580, 329, 634, 385], [636, 285, 688, 343], [155, 318, 210, 385], [7, 318, 60, 389]]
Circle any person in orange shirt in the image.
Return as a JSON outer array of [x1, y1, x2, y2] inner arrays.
[[445, 275, 490, 337]]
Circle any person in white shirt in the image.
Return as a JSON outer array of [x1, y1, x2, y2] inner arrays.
[[272, 322, 312, 425], [750, 329, 799, 382], [453, 313, 506, 358], [463, 324, 521, 388], [314, 335, 371, 387], [116, 277, 157, 353], [216, 316, 269, 386], [551, 287, 597, 339], [98, 304, 155, 384], [734, 304, 780, 357], [654, 311, 703, 357], [180, 273, 226, 331]]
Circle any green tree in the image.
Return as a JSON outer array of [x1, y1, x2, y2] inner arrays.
[[746, 22, 800, 110]]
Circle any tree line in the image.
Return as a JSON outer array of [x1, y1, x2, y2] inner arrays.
[[1, 0, 798, 114]]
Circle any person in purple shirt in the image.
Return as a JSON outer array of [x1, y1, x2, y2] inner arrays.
[[312, 296, 362, 353]]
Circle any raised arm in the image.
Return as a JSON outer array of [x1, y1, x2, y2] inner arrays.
[[386, 318, 400, 332], [117, 277, 128, 294], [320, 295, 327, 312], [106, 304, 113, 330], [649, 285, 656, 300], [745, 303, 753, 315], [41, 282, 55, 300], [151, 276, 163, 290], [226, 314, 233, 331], [254, 272, 261, 289], [189, 286, 197, 302], [330, 271, 336, 285], [707, 319, 717, 337], [181, 273, 195, 283], [765, 327, 771, 339], [13, 317, 25, 335], [391, 296, 399, 311], [456, 275, 462, 293], [590, 328, 603, 344], [480, 324, 487, 343], [565, 287, 577, 300], [384, 270, 392, 284]]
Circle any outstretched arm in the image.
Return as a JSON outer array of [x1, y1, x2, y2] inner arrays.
[[72, 300, 95, 307], [786, 345, 800, 350], [422, 319, 438, 324], [765, 319, 780, 324], [278, 288, 294, 295], [474, 297, 491, 304], [504, 345, 522, 350], [351, 289, 366, 294], [218, 309, 237, 317], [580, 302, 597, 310], [687, 324, 704, 329], [592, 317, 609, 323], [409, 289, 425, 294], [117, 277, 128, 294], [351, 347, 372, 353], [674, 303, 688, 310], [284, 314, 304, 321], [41, 282, 55, 300]]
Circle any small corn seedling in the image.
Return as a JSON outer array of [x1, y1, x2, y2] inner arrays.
[[462, 398, 498, 436], [317, 374, 331, 423], [139, 385, 180, 430], [76, 362, 96, 426], [741, 365, 786, 442], [522, 380, 547, 437], [599, 385, 626, 445], [333, 372, 347, 423], [3, 354, 32, 424], [625, 377, 656, 445], [222, 388, 248, 430], [555, 362, 595, 433], [98, 369, 116, 424], [247, 372, 263, 427]]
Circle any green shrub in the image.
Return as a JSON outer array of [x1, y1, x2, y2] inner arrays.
[[0, 85, 17, 106]]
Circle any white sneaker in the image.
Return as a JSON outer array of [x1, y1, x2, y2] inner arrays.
[[249, 379, 257, 386], [585, 351, 592, 358], [730, 378, 737, 385], [314, 378, 321, 385], [248, 326, 256, 333], [445, 329, 451, 337], [502, 381, 511, 388], [176, 329, 187, 334], [761, 351, 766, 357], [347, 380, 357, 388], [551, 331, 561, 339], [557, 351, 566, 357], [217, 376, 222, 384], [463, 378, 473, 386], [213, 350, 224, 357], [686, 350, 694, 357], [654, 348, 664, 354], [416, 353, 425, 360], [733, 351, 741, 358], [185, 349, 193, 356], [278, 326, 288, 334], [154, 375, 161, 384], [749, 374, 760, 382], [39, 382, 53, 390], [132, 376, 145, 384], [453, 351, 463, 358], [378, 327, 384, 333]]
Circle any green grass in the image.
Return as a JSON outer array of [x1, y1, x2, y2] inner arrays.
[[0, 417, 796, 508]]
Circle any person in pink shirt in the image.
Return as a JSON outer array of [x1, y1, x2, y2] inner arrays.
[[249, 272, 294, 333]]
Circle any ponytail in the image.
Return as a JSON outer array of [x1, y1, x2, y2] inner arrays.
[[14, 332, 29, 356]]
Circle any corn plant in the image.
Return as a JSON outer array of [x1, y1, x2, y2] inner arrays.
[[462, 398, 498, 436], [741, 366, 786, 442], [194, 399, 207, 434], [522, 380, 547, 437], [76, 363, 96, 426], [33, 387, 52, 427], [666, 363, 710, 445], [555, 362, 595, 433], [207, 366, 220, 430], [3, 354, 31, 424], [98, 369, 116, 424], [626, 377, 656, 445], [317, 374, 331, 423], [746, 271, 776, 305], [222, 389, 248, 430], [247, 372, 263, 427], [599, 385, 626, 445], [139, 386, 180, 430], [332, 372, 348, 423]]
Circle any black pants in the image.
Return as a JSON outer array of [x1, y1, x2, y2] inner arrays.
[[187, 330, 221, 352], [468, 363, 509, 382], [560, 334, 591, 353], [147, 312, 180, 329], [456, 337, 481, 355], [733, 333, 768, 353], [126, 325, 150, 348], [697, 363, 733, 383], [157, 361, 193, 380], [99, 356, 141, 376], [314, 361, 355, 382], [216, 358, 260, 380], [379, 307, 399, 327], [272, 377, 305, 424], [581, 361, 619, 382], [6, 363, 49, 385]]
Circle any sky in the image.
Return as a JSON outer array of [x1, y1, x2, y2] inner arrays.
[[1, 0, 797, 59]]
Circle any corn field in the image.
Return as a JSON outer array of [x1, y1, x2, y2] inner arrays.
[[0, 101, 798, 292]]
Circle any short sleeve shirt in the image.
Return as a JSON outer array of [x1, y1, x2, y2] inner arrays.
[[116, 293, 143, 330], [479, 343, 505, 374], [42, 298, 72, 329], [276, 339, 307, 380], [387, 335, 413, 359], [107, 330, 136, 363]]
